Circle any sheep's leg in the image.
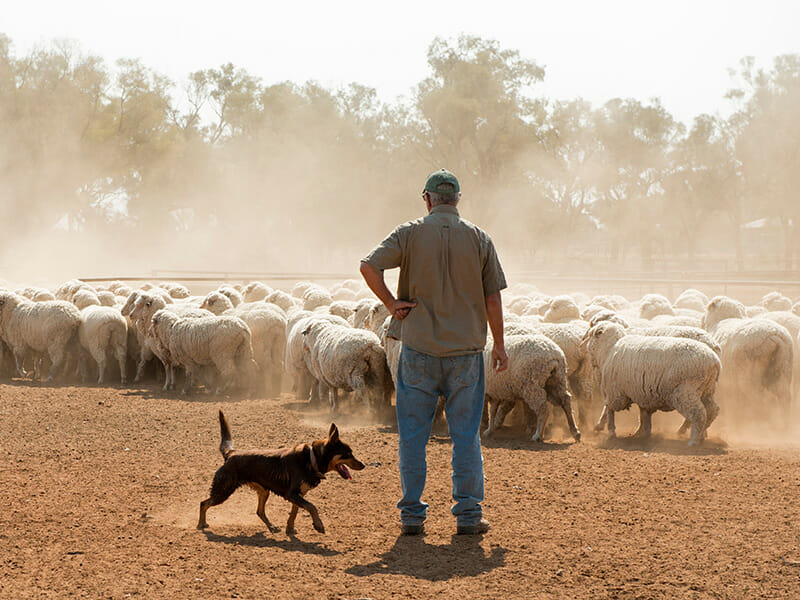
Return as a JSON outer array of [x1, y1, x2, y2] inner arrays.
[[677, 418, 691, 436], [549, 387, 581, 442], [114, 345, 127, 385], [213, 356, 238, 395], [481, 395, 499, 438], [606, 408, 616, 438], [633, 408, 653, 439], [702, 394, 720, 429], [330, 387, 339, 412], [44, 345, 67, 383], [523, 386, 549, 442], [594, 405, 608, 432], [12, 349, 27, 378], [672, 388, 708, 446]]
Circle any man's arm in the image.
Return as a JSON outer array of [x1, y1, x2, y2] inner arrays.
[[485, 291, 508, 371], [359, 261, 416, 320]]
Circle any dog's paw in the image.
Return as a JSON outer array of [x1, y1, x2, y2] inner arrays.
[[268, 525, 281, 534], [285, 526, 297, 536], [313, 521, 326, 534], [196, 522, 208, 530]]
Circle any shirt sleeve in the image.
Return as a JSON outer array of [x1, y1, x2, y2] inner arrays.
[[482, 237, 507, 297], [362, 226, 404, 271]]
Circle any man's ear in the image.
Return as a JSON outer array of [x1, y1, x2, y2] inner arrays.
[[327, 423, 339, 443]]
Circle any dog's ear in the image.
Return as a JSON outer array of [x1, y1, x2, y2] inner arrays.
[[327, 423, 339, 443]]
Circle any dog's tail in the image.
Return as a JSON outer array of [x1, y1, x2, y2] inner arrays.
[[218, 410, 234, 461]]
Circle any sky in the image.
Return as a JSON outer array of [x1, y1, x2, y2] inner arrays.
[[3, 0, 800, 125]]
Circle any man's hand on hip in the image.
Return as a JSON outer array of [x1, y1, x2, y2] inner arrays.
[[491, 343, 508, 372], [389, 299, 417, 320]]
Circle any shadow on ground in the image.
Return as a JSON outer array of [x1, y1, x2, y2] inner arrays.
[[346, 534, 507, 581]]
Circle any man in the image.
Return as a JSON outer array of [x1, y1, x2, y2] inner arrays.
[[360, 168, 508, 536]]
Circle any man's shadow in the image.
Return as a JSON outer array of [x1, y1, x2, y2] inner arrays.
[[346, 534, 507, 581]]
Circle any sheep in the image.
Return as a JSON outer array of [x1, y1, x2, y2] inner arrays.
[[703, 296, 794, 422], [363, 302, 391, 337], [265, 289, 295, 313], [584, 321, 721, 446], [760, 291, 792, 312], [285, 313, 349, 402], [243, 282, 271, 302], [165, 283, 191, 299], [200, 292, 287, 396], [302, 286, 333, 311], [638, 294, 675, 320], [542, 295, 581, 323], [509, 320, 596, 427], [217, 286, 243, 307], [148, 309, 257, 395], [328, 300, 358, 322], [72, 289, 101, 310], [291, 281, 313, 298], [33, 289, 56, 302], [674, 289, 708, 313], [96, 290, 117, 307], [352, 299, 378, 329], [77, 305, 128, 384], [301, 319, 392, 414], [591, 325, 722, 433], [129, 292, 212, 389], [482, 334, 581, 442], [331, 287, 358, 302], [0, 292, 81, 382]]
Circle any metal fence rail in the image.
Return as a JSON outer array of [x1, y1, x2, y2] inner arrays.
[[76, 270, 800, 304]]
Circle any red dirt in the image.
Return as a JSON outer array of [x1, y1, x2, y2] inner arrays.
[[1, 382, 799, 599]]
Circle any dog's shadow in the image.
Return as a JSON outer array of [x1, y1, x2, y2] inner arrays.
[[202, 530, 341, 557], [346, 535, 507, 581]]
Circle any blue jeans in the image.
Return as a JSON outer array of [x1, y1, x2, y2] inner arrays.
[[395, 344, 485, 526]]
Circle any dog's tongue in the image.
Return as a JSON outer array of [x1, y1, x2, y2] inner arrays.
[[336, 464, 352, 480]]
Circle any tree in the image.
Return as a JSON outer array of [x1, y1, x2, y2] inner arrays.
[[728, 54, 800, 268]]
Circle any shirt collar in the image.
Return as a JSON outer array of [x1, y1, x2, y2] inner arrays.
[[430, 204, 460, 216]]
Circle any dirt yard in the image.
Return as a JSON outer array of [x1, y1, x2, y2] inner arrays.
[[1, 381, 799, 599]]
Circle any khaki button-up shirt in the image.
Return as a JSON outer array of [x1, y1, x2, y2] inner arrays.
[[363, 204, 507, 357]]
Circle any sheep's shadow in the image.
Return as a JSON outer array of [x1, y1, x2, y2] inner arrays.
[[596, 434, 728, 456], [118, 386, 251, 403], [346, 534, 507, 581], [201, 530, 340, 556]]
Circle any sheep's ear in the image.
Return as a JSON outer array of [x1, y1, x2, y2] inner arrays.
[[301, 325, 311, 336], [327, 423, 339, 443]]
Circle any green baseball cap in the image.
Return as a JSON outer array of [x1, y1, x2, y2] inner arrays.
[[424, 169, 460, 194]]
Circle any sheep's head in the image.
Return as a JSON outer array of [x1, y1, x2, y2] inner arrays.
[[703, 296, 745, 331], [581, 321, 626, 371]]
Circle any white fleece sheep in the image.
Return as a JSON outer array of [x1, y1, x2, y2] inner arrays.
[[78, 305, 128, 384], [148, 309, 257, 395], [243, 282, 271, 302], [483, 334, 581, 443], [200, 292, 287, 396], [285, 313, 349, 402], [129, 292, 212, 389], [265, 289, 295, 313], [703, 296, 794, 421], [217, 286, 243, 307], [760, 291, 792, 312], [328, 300, 358, 322], [542, 295, 581, 323], [72, 289, 101, 310], [584, 321, 721, 446], [302, 286, 333, 311], [0, 292, 81, 382], [674, 289, 709, 312], [638, 294, 675, 320], [301, 319, 392, 413]]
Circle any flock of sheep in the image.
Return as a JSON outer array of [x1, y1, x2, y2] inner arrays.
[[0, 277, 798, 446]]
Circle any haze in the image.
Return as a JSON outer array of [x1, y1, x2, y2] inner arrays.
[[1, 1, 800, 287]]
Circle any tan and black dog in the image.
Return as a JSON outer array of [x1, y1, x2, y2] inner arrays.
[[197, 410, 365, 534]]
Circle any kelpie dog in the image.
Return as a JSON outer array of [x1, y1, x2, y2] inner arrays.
[[197, 410, 365, 534]]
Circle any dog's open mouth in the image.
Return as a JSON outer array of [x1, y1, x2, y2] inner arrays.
[[335, 464, 352, 480]]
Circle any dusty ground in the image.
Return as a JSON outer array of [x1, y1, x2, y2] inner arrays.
[[1, 381, 799, 600]]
